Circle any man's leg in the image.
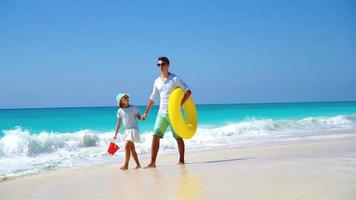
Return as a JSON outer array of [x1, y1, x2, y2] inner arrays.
[[176, 137, 185, 164], [145, 135, 160, 168], [146, 114, 169, 168]]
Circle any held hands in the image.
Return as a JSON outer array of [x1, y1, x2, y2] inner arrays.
[[141, 113, 147, 121]]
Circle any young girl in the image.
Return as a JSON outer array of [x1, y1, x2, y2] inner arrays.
[[113, 93, 141, 170]]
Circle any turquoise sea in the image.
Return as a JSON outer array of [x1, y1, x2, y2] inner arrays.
[[1, 101, 356, 177]]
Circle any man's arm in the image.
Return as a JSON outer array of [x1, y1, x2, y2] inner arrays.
[[175, 75, 191, 106], [181, 90, 192, 106], [141, 99, 155, 120]]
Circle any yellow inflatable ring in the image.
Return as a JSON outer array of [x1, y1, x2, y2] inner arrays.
[[168, 88, 198, 139]]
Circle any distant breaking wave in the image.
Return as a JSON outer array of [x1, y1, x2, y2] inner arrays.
[[1, 115, 355, 177]]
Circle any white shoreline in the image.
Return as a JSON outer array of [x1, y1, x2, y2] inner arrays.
[[1, 134, 356, 200]]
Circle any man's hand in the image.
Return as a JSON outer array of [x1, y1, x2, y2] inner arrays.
[[181, 90, 192, 106], [141, 113, 147, 121]]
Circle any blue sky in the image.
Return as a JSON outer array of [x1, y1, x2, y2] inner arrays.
[[0, 0, 355, 108]]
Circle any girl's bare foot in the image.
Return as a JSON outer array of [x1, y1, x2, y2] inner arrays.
[[133, 165, 141, 170], [120, 164, 128, 170], [144, 163, 156, 169]]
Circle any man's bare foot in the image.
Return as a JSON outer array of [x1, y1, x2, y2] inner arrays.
[[133, 165, 141, 170], [177, 161, 185, 165], [120, 165, 128, 170], [144, 163, 156, 169]]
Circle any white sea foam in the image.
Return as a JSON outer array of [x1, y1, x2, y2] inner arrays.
[[1, 115, 355, 177]]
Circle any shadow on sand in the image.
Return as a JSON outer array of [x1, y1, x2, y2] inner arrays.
[[188, 157, 256, 165]]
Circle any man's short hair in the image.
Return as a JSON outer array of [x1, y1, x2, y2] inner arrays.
[[158, 56, 170, 65]]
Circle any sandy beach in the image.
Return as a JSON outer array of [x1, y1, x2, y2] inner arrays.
[[1, 135, 355, 200]]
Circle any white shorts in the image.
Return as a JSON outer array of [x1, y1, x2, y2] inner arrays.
[[122, 128, 141, 143]]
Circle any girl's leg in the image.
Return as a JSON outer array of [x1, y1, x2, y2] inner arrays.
[[129, 141, 141, 169], [120, 141, 130, 170]]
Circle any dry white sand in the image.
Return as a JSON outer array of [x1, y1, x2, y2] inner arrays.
[[1, 136, 356, 200]]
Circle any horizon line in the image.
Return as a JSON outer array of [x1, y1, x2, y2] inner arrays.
[[1, 99, 356, 110]]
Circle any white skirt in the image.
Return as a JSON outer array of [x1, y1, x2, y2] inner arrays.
[[122, 128, 141, 143]]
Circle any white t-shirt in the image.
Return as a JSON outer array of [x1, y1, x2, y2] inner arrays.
[[117, 106, 139, 130], [150, 73, 190, 115]]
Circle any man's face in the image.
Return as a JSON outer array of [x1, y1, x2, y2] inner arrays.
[[157, 60, 169, 73]]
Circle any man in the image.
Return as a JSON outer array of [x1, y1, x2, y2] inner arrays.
[[141, 56, 192, 168]]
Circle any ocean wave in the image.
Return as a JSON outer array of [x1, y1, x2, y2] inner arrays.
[[1, 115, 355, 177]]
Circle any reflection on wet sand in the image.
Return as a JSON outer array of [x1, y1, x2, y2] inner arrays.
[[176, 165, 202, 200]]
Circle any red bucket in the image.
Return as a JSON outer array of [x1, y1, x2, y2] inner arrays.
[[107, 142, 120, 155]]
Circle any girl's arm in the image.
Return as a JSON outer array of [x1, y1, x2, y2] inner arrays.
[[136, 113, 142, 120], [113, 118, 122, 140], [135, 106, 142, 120]]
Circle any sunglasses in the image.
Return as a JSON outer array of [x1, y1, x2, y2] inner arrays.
[[156, 63, 167, 67], [122, 95, 129, 100]]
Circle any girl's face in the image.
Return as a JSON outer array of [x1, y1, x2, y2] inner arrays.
[[119, 95, 130, 107]]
